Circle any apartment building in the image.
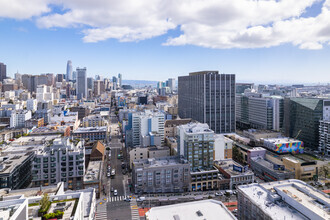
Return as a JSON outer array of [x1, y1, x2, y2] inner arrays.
[[0, 153, 34, 189], [178, 123, 214, 171], [125, 110, 165, 147], [82, 114, 106, 127], [132, 157, 190, 193], [10, 110, 32, 128], [31, 138, 85, 189]]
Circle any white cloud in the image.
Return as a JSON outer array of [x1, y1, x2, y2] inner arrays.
[[2, 0, 330, 49], [0, 0, 51, 19]]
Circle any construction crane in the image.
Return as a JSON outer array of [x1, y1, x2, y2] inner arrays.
[[295, 130, 302, 139]]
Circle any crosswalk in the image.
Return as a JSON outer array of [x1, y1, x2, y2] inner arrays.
[[130, 199, 140, 220], [95, 202, 108, 220], [108, 195, 126, 202]]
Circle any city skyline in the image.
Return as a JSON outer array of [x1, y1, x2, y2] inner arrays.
[[1, 1, 330, 83]]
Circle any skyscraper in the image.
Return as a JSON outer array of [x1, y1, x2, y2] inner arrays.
[[66, 60, 73, 81], [118, 73, 122, 88], [76, 67, 87, 99], [87, 77, 94, 90], [0, 62, 7, 82], [167, 78, 176, 93], [94, 80, 105, 97], [56, 74, 64, 82], [72, 71, 77, 81], [178, 71, 236, 134], [112, 76, 118, 90], [236, 94, 284, 131], [284, 97, 323, 150]]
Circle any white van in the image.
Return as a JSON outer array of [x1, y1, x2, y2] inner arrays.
[[137, 197, 145, 202]]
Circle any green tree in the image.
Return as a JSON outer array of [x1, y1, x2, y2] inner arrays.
[[232, 145, 243, 163], [319, 165, 329, 178], [39, 193, 50, 211]]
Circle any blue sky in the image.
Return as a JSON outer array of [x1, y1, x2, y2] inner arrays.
[[1, 0, 330, 83]]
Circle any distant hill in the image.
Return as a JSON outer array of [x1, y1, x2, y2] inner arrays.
[[122, 79, 158, 88]]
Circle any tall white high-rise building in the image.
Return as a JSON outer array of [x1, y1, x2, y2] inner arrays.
[[76, 67, 87, 99], [118, 73, 122, 88], [36, 85, 54, 102], [319, 100, 330, 155], [66, 60, 73, 81], [126, 110, 165, 147]]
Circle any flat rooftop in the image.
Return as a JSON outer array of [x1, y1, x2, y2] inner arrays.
[[0, 153, 33, 175], [252, 157, 292, 174], [146, 199, 236, 220], [264, 180, 330, 219], [263, 138, 302, 144], [84, 161, 102, 183], [180, 123, 213, 134], [0, 184, 59, 197], [10, 135, 61, 146], [73, 126, 107, 133], [2, 145, 45, 154], [30, 126, 68, 134], [239, 179, 330, 220], [215, 159, 254, 176], [134, 157, 188, 169]]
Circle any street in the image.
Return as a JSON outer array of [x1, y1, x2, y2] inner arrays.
[[95, 109, 239, 220], [95, 110, 133, 220]]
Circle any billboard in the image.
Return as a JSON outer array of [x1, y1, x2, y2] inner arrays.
[[233, 165, 243, 173], [273, 141, 304, 154]]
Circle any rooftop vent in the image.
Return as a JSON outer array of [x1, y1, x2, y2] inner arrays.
[[196, 210, 203, 217]]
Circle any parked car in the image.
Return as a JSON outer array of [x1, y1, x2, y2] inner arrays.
[[137, 197, 145, 202], [215, 192, 223, 196], [113, 189, 118, 196], [124, 197, 131, 202]]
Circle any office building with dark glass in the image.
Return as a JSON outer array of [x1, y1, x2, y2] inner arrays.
[[178, 71, 235, 134], [283, 97, 323, 150]]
